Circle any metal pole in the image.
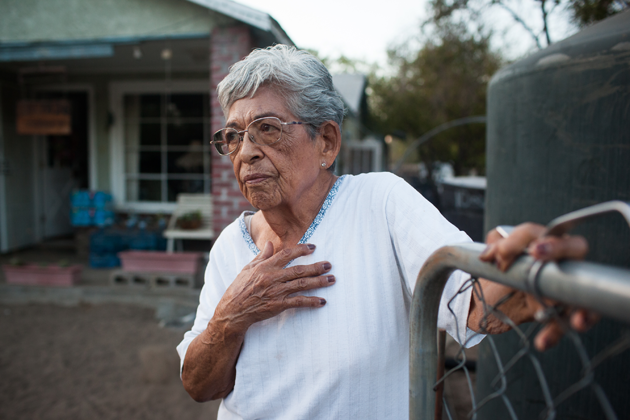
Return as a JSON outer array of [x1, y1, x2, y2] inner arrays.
[[409, 242, 630, 420], [435, 330, 446, 420]]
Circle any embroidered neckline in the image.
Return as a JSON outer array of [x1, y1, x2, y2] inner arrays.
[[239, 175, 346, 255]]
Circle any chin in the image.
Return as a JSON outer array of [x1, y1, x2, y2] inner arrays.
[[246, 191, 281, 211]]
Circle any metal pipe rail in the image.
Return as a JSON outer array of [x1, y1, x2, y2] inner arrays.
[[409, 242, 630, 420]]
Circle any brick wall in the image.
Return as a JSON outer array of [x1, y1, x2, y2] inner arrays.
[[210, 25, 255, 235]]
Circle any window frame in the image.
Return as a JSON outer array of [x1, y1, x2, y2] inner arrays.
[[109, 80, 211, 213]]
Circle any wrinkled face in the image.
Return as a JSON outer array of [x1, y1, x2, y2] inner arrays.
[[225, 87, 323, 211]]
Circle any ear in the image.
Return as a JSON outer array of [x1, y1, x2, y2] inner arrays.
[[317, 121, 342, 165]]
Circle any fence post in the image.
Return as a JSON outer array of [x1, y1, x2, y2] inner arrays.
[[409, 250, 456, 420]]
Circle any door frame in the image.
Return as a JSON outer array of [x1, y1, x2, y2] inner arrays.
[[32, 84, 96, 241]]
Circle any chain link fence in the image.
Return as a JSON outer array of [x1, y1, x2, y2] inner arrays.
[[440, 275, 630, 420], [410, 240, 630, 420]]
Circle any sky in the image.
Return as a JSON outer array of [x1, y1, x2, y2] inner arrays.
[[235, 0, 577, 68]]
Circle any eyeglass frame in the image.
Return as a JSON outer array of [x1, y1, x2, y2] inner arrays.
[[210, 117, 306, 156]]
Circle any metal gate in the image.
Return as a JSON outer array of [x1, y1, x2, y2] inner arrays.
[[410, 202, 630, 419]]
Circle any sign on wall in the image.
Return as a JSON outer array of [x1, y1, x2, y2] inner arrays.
[[16, 100, 72, 135]]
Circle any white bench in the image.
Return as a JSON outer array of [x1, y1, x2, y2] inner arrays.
[[163, 193, 214, 252]]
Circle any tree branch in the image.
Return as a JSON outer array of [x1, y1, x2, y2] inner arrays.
[[495, 1, 543, 49], [540, 0, 552, 47]]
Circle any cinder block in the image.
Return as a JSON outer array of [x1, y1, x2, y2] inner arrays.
[[151, 273, 197, 289], [109, 270, 151, 288], [109, 270, 199, 289]]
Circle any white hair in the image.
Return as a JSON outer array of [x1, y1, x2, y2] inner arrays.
[[217, 45, 346, 143]]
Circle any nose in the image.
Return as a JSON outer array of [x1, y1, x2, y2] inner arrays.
[[237, 131, 263, 164]]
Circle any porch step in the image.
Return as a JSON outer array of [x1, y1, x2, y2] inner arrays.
[[109, 270, 200, 289]]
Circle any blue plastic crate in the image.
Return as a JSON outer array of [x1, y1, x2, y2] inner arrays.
[[128, 230, 157, 250], [94, 210, 114, 227], [90, 229, 125, 253], [92, 192, 113, 209], [71, 190, 92, 208], [71, 208, 93, 226], [89, 252, 120, 268]]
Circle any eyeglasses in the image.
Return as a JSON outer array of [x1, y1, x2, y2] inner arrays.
[[211, 117, 305, 156]]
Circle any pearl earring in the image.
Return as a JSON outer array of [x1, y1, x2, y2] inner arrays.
[[321, 162, 326, 167]]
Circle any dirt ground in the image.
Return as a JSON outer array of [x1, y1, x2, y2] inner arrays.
[[0, 300, 479, 420], [0, 302, 220, 420]]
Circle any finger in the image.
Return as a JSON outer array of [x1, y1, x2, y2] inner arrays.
[[249, 241, 275, 267], [494, 223, 546, 271], [534, 320, 565, 351], [268, 243, 317, 267], [478, 228, 505, 261], [283, 295, 327, 308], [570, 309, 600, 332], [276, 261, 332, 283], [528, 235, 588, 262], [485, 228, 505, 245], [479, 242, 497, 262], [284, 275, 336, 294]]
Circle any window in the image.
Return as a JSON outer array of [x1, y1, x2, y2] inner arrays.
[[123, 93, 211, 203]]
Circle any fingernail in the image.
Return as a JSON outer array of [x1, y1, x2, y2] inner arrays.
[[327, 275, 335, 283], [479, 245, 491, 259], [536, 243, 551, 256], [307, 244, 316, 250], [319, 298, 326, 306], [323, 262, 332, 270]]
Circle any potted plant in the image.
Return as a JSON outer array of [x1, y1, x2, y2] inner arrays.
[[2, 258, 83, 287], [176, 210, 203, 230]]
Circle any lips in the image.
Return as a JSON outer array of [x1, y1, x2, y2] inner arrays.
[[242, 173, 272, 185]]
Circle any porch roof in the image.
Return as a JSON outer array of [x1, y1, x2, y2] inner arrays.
[[0, 0, 293, 63]]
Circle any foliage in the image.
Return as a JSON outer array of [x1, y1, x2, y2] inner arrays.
[[177, 210, 201, 223], [428, 0, 629, 49], [369, 22, 502, 175], [176, 210, 202, 230], [570, 0, 629, 26], [305, 49, 375, 75]]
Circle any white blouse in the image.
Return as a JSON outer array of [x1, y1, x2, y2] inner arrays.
[[177, 172, 482, 420]]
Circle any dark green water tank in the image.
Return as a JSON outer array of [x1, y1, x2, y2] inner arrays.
[[477, 10, 630, 419]]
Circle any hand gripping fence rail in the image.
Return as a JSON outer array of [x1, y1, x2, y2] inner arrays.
[[409, 201, 630, 420]]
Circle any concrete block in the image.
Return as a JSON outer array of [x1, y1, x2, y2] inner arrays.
[[109, 270, 200, 289]]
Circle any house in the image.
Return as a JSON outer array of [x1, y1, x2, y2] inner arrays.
[[332, 73, 383, 175], [0, 0, 293, 253]]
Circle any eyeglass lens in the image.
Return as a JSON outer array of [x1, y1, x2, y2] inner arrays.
[[213, 118, 283, 155]]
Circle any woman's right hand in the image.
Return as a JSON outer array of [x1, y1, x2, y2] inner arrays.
[[213, 242, 335, 336], [183, 242, 334, 402]]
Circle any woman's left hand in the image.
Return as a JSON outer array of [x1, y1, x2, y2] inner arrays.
[[467, 223, 597, 351]]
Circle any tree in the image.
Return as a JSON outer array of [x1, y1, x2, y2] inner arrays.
[[369, 22, 502, 176], [570, 0, 629, 26], [428, 0, 629, 49]]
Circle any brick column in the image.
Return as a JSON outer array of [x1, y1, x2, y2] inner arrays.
[[210, 25, 255, 235]]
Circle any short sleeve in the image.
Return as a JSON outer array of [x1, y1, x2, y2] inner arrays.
[[384, 176, 484, 347], [176, 245, 230, 373]]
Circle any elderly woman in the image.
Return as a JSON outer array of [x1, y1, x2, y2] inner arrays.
[[177, 45, 589, 419]]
